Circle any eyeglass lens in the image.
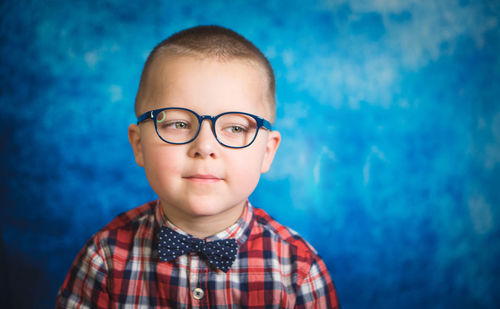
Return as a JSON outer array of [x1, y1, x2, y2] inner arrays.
[[155, 109, 259, 148]]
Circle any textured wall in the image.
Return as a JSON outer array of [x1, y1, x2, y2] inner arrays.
[[1, 0, 499, 308]]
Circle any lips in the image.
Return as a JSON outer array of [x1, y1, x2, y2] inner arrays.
[[184, 174, 223, 183]]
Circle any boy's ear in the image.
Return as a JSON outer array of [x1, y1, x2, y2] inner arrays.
[[260, 130, 281, 173], [128, 124, 145, 167]]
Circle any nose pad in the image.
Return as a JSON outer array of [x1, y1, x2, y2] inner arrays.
[[188, 120, 219, 158]]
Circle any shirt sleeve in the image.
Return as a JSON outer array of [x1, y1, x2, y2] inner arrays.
[[295, 255, 340, 309], [56, 236, 110, 309]]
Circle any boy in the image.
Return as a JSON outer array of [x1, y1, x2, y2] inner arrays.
[[57, 25, 339, 308]]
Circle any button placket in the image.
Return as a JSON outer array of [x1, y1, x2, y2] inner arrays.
[[188, 253, 208, 304], [192, 287, 204, 300]]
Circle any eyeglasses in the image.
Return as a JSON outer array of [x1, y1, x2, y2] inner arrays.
[[137, 107, 273, 149]]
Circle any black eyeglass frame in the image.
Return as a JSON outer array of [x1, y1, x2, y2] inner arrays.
[[137, 107, 273, 149]]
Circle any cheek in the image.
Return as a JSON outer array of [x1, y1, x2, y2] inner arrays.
[[225, 147, 266, 187], [231, 161, 260, 179], [227, 163, 261, 199], [143, 146, 183, 183]]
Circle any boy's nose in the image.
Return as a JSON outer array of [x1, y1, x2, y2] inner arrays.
[[187, 120, 219, 158]]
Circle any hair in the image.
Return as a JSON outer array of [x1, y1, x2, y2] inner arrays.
[[134, 25, 276, 122]]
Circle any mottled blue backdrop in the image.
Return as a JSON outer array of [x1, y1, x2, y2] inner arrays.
[[1, 0, 499, 308]]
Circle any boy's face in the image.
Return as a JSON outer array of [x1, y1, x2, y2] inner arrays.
[[129, 56, 280, 230]]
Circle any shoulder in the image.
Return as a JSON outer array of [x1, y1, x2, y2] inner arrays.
[[251, 206, 318, 256], [247, 206, 332, 288], [101, 200, 157, 231], [87, 200, 158, 255], [57, 201, 158, 305]]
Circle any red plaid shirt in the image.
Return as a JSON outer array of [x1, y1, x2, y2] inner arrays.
[[57, 201, 339, 308]]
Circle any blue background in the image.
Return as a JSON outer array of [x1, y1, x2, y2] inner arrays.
[[1, 0, 499, 308]]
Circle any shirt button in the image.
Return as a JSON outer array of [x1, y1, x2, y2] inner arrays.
[[192, 288, 204, 300]]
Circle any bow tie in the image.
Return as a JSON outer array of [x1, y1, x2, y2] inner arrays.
[[158, 226, 238, 273]]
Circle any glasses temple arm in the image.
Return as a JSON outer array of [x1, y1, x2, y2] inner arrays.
[[137, 111, 154, 125], [261, 118, 273, 131]]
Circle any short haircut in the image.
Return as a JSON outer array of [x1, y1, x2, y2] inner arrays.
[[134, 25, 276, 122]]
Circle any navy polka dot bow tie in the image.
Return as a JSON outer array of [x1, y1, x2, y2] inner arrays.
[[158, 226, 238, 273]]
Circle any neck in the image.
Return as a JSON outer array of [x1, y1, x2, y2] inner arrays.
[[159, 201, 246, 239]]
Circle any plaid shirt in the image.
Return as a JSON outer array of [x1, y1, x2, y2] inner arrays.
[[57, 201, 339, 308]]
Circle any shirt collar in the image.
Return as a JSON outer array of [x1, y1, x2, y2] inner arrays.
[[155, 200, 254, 246]]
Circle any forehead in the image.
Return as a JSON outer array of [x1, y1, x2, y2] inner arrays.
[[141, 54, 273, 118]]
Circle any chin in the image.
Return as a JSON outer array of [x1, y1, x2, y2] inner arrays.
[[184, 203, 230, 217], [184, 197, 244, 217]]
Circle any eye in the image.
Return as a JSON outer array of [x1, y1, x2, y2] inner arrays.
[[226, 125, 247, 134], [169, 121, 190, 129], [158, 120, 191, 130], [175, 122, 187, 129], [232, 126, 243, 133]]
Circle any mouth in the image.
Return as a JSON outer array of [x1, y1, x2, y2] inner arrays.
[[184, 174, 223, 183]]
